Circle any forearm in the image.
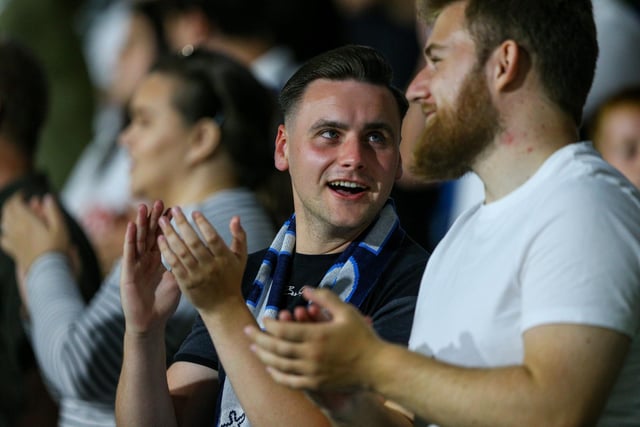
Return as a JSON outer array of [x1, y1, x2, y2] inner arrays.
[[116, 329, 177, 427], [28, 256, 147, 401], [203, 299, 332, 427], [26, 253, 97, 395], [368, 342, 600, 427]]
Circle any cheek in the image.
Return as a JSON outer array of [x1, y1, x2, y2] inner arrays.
[[291, 144, 331, 172], [132, 136, 160, 158], [375, 150, 401, 174], [133, 133, 183, 173]]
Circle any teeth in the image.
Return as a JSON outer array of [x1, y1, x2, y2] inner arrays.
[[330, 180, 364, 189]]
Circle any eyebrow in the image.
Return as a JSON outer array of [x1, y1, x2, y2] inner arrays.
[[310, 119, 348, 132], [310, 119, 396, 138], [363, 121, 396, 138]]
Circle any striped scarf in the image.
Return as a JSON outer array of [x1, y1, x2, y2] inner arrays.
[[217, 201, 406, 427]]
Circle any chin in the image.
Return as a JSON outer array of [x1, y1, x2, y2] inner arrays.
[[331, 207, 377, 231]]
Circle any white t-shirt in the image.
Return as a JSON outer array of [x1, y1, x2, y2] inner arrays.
[[410, 142, 640, 426]]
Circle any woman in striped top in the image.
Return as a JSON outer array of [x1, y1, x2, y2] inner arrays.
[[0, 48, 281, 427]]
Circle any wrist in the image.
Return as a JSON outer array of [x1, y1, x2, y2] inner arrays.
[[364, 339, 398, 393], [124, 326, 165, 344], [199, 294, 247, 323]]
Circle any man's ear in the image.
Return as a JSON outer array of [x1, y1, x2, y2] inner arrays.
[[274, 124, 290, 172], [186, 118, 221, 166], [490, 39, 523, 92]]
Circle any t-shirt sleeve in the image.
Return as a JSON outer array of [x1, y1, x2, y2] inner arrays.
[[173, 314, 219, 370], [521, 183, 640, 336], [371, 295, 419, 345]]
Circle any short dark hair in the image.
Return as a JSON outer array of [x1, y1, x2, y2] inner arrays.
[[0, 36, 49, 161], [279, 44, 409, 125], [151, 48, 279, 190], [419, 0, 598, 126]]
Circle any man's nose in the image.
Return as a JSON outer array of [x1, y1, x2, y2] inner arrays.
[[338, 135, 365, 169], [406, 65, 432, 103]]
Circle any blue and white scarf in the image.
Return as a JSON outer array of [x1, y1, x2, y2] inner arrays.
[[216, 201, 406, 427]]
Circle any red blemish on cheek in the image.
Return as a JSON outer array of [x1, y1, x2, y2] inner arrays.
[[527, 147, 533, 153]]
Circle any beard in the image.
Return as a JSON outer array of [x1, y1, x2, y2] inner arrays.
[[411, 66, 501, 182]]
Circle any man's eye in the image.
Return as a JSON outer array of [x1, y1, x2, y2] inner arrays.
[[320, 129, 340, 139], [368, 132, 389, 145]]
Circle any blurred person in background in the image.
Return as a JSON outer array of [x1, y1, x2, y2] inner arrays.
[[158, 0, 299, 92], [0, 0, 94, 190], [64, 0, 170, 277], [587, 85, 640, 190], [0, 36, 101, 427], [157, 0, 297, 225], [583, 0, 640, 122], [1, 47, 279, 427]]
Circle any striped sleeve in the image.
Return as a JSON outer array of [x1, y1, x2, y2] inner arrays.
[[26, 253, 126, 400]]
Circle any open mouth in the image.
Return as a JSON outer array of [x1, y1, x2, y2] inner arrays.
[[328, 180, 368, 195]]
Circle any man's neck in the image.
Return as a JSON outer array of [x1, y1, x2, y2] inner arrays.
[[294, 226, 358, 255], [293, 212, 370, 256], [474, 116, 578, 203]]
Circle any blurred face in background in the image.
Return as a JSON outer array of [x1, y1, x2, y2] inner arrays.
[[593, 102, 640, 189], [119, 72, 192, 201], [108, 10, 159, 106]]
